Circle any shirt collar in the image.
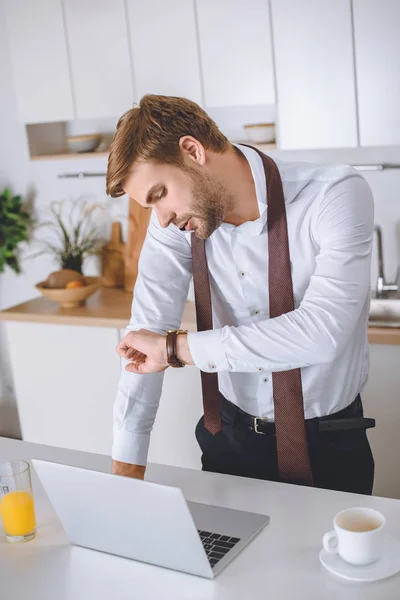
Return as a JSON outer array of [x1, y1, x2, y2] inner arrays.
[[220, 144, 267, 237]]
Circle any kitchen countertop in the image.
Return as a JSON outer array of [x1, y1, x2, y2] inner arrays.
[[0, 287, 399, 344], [367, 327, 400, 345], [0, 287, 197, 331], [1, 436, 400, 599]]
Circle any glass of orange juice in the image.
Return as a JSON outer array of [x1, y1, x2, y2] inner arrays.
[[0, 460, 37, 543]]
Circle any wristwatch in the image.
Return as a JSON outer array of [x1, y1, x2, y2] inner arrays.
[[166, 329, 187, 368]]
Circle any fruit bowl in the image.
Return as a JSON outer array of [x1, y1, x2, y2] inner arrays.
[[243, 123, 275, 144], [66, 134, 103, 153], [36, 277, 102, 308]]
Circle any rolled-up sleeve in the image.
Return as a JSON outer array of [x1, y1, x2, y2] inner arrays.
[[112, 211, 192, 465], [187, 173, 374, 373]]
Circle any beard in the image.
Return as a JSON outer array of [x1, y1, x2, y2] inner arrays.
[[179, 167, 234, 239]]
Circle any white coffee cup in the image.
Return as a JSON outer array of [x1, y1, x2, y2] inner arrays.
[[323, 507, 386, 566]]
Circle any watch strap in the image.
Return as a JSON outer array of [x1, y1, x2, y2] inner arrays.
[[166, 330, 186, 368]]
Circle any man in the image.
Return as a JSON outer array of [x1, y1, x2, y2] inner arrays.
[[107, 94, 375, 494]]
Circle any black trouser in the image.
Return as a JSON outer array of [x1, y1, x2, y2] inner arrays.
[[195, 395, 375, 495]]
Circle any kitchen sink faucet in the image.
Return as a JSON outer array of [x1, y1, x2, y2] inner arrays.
[[374, 225, 400, 298]]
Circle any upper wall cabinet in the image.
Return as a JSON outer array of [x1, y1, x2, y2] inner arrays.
[[271, 0, 358, 150], [63, 0, 135, 119], [126, 0, 202, 104], [196, 0, 275, 108], [3, 0, 74, 123], [353, 0, 400, 147]]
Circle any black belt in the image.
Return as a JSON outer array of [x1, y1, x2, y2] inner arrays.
[[221, 395, 375, 436]]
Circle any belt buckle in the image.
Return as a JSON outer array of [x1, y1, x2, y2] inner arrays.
[[253, 416, 269, 435]]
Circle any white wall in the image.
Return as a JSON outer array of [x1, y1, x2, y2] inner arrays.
[[0, 0, 400, 468]]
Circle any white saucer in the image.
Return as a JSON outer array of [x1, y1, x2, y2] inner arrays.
[[319, 535, 400, 582]]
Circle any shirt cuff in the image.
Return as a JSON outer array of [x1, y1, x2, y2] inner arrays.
[[187, 329, 230, 372], [112, 427, 150, 466]]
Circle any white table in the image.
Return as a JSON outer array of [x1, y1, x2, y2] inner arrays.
[[1, 437, 399, 599]]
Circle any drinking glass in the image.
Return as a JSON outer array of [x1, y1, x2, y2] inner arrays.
[[0, 460, 37, 543]]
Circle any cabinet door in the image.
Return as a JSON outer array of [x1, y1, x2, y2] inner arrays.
[[126, 0, 202, 104], [362, 344, 400, 499], [3, 0, 74, 123], [63, 0, 135, 119], [353, 0, 400, 147], [6, 322, 121, 455], [196, 0, 275, 108], [271, 0, 358, 149]]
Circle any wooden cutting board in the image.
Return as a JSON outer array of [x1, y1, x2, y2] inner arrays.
[[124, 198, 151, 292], [101, 221, 125, 288]]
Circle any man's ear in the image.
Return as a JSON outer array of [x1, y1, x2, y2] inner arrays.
[[179, 136, 206, 166]]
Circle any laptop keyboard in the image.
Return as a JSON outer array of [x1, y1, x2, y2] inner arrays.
[[197, 530, 241, 568]]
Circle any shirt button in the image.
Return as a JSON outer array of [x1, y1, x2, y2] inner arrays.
[[263, 377, 269, 383], [209, 363, 217, 370], [252, 309, 260, 316], [257, 366, 263, 372], [239, 271, 245, 277]]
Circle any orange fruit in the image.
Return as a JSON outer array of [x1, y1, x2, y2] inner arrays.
[[66, 280, 85, 289]]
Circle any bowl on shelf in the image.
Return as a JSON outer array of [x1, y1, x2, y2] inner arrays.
[[66, 134, 103, 154], [243, 123, 275, 144], [36, 276, 102, 308]]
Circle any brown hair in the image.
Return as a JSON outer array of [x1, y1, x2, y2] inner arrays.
[[106, 95, 230, 198]]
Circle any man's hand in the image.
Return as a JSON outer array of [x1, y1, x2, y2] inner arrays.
[[116, 329, 194, 374], [112, 459, 146, 480], [116, 329, 169, 374]]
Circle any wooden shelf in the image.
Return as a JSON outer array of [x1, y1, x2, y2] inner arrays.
[[0, 287, 197, 331], [30, 142, 277, 162], [233, 141, 277, 150], [31, 150, 109, 161], [367, 326, 400, 345]]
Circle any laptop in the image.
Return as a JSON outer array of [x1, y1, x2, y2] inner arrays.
[[32, 459, 269, 579]]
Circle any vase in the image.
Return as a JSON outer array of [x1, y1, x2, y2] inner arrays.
[[61, 256, 83, 274]]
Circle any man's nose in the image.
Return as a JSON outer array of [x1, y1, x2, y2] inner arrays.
[[155, 207, 175, 229]]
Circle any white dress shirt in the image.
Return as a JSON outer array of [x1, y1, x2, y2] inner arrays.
[[113, 144, 374, 466]]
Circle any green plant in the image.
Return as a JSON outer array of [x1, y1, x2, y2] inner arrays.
[[0, 188, 32, 274], [31, 198, 107, 274]]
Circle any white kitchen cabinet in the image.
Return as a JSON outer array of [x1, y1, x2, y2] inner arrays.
[[5, 322, 121, 454], [3, 0, 74, 123], [353, 0, 400, 147], [271, 0, 358, 149], [63, 0, 135, 119], [126, 0, 202, 104], [362, 344, 400, 500], [5, 321, 203, 469], [196, 0, 275, 108]]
